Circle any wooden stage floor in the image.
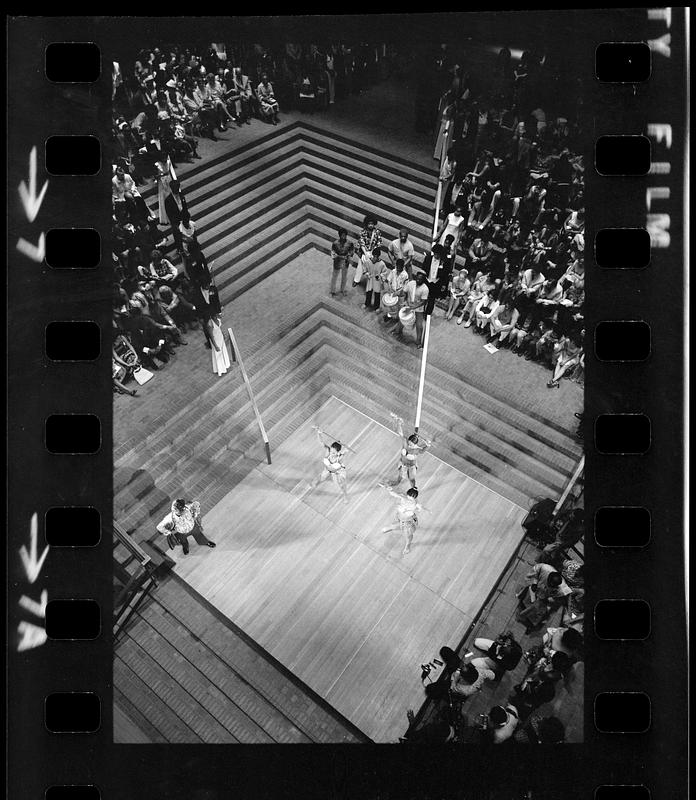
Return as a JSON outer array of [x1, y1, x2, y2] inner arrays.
[[171, 396, 527, 742]]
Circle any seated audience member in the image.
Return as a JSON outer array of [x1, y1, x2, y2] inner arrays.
[[457, 268, 493, 326], [547, 330, 583, 388], [471, 630, 522, 675], [123, 304, 175, 370], [488, 287, 519, 344], [257, 73, 280, 124], [473, 287, 501, 335], [145, 248, 179, 285], [298, 73, 316, 112], [112, 335, 140, 396], [229, 66, 254, 124], [182, 81, 218, 140], [158, 285, 199, 331], [529, 276, 563, 328], [449, 661, 496, 699], [445, 269, 470, 320], [204, 72, 237, 130], [516, 563, 573, 633], [513, 714, 566, 744], [487, 703, 520, 744]]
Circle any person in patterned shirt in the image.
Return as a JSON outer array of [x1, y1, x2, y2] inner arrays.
[[156, 498, 216, 555]]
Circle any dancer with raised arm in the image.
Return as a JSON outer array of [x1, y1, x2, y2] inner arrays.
[[389, 413, 432, 489], [311, 425, 349, 503], [378, 484, 424, 556]]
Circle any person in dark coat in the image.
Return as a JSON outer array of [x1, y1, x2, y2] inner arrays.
[[164, 179, 190, 254]]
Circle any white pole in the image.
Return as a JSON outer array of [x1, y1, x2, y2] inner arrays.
[[414, 315, 432, 432]]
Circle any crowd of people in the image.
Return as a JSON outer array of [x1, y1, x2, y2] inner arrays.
[[111, 40, 399, 395], [405, 496, 584, 745], [339, 43, 585, 391], [110, 35, 585, 742]]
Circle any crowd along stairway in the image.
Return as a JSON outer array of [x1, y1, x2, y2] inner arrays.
[[141, 121, 438, 305]]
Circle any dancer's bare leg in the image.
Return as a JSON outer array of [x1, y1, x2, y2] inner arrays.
[[407, 467, 417, 489], [335, 474, 349, 504], [312, 470, 330, 489], [389, 465, 403, 487], [402, 530, 413, 556]]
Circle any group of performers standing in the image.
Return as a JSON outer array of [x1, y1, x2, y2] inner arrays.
[[330, 220, 431, 346], [312, 413, 432, 557]]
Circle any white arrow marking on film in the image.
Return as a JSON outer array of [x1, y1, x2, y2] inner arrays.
[[17, 621, 47, 652], [16, 233, 46, 263], [19, 513, 49, 584], [19, 590, 48, 619], [18, 146, 49, 222]]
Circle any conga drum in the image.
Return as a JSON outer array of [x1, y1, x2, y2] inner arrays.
[[381, 292, 399, 319], [399, 306, 416, 330]]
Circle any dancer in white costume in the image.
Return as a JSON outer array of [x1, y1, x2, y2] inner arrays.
[[311, 426, 349, 503], [379, 484, 423, 556], [389, 413, 432, 489], [206, 313, 231, 376]]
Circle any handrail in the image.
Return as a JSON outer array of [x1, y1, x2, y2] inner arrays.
[[114, 521, 152, 569], [553, 454, 585, 517], [227, 325, 272, 464]]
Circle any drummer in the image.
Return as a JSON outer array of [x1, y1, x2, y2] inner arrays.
[[311, 425, 349, 503], [389, 413, 432, 489], [380, 258, 408, 324], [393, 271, 430, 347], [364, 246, 387, 311]]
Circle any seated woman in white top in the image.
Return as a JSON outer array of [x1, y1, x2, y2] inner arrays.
[[445, 269, 470, 320], [433, 203, 467, 250], [457, 270, 494, 326]]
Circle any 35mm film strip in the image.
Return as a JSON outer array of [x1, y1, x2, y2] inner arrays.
[[6, 11, 688, 800]]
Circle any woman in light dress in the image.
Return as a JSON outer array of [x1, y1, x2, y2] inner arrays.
[[206, 313, 231, 376]]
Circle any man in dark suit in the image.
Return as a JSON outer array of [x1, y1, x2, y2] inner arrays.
[[164, 179, 190, 254]]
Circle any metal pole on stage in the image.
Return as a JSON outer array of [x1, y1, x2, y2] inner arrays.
[[227, 326, 272, 465], [414, 121, 448, 434]]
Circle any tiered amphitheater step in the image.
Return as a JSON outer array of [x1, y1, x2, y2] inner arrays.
[[141, 122, 437, 305], [114, 576, 368, 743]]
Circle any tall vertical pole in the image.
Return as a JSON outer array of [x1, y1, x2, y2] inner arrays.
[[414, 120, 449, 433]]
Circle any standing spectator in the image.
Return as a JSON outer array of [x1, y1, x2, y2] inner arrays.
[[183, 240, 212, 288], [164, 179, 190, 255], [388, 228, 415, 275], [364, 247, 387, 311], [409, 271, 430, 348], [433, 202, 467, 249], [156, 498, 216, 555], [330, 227, 355, 297], [206, 312, 231, 377], [257, 73, 280, 124], [354, 215, 382, 285]]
